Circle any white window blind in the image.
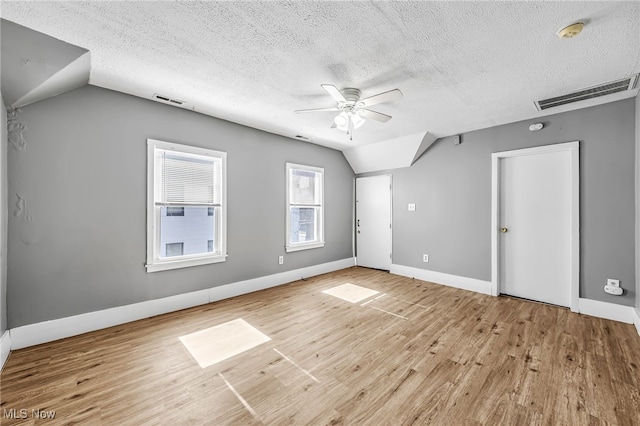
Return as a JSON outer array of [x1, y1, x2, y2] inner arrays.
[[154, 150, 221, 206]]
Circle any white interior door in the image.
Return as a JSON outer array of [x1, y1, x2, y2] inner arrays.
[[498, 147, 574, 307], [356, 175, 392, 270]]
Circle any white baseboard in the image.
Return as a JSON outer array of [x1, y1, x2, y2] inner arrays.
[[634, 308, 640, 337], [10, 288, 211, 350], [390, 264, 493, 295], [1, 330, 10, 371], [210, 257, 355, 302], [578, 298, 635, 324], [10, 257, 355, 350]]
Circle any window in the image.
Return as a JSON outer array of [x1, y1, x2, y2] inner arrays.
[[146, 139, 227, 272], [286, 163, 324, 252], [166, 242, 184, 257], [166, 207, 184, 216]]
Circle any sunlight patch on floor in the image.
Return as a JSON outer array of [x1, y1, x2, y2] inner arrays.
[[322, 283, 379, 303], [179, 318, 271, 368]]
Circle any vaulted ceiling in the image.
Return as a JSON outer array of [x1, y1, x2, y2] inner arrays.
[[1, 1, 639, 152]]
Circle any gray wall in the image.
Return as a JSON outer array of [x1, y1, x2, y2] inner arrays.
[[1, 93, 7, 334], [360, 98, 637, 307], [7, 85, 354, 328], [636, 93, 640, 311]]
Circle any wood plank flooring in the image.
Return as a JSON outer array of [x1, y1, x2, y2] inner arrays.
[[1, 267, 639, 425]]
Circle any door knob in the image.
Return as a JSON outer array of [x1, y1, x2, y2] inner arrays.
[[500, 227, 508, 233]]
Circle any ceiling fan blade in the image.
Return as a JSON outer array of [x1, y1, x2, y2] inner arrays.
[[321, 84, 347, 103], [295, 107, 341, 114], [358, 109, 392, 122], [358, 89, 403, 107]]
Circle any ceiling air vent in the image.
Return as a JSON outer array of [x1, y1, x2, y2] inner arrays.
[[153, 93, 185, 106], [534, 74, 639, 111]]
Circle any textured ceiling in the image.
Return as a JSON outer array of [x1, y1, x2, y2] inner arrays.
[[1, 1, 639, 151]]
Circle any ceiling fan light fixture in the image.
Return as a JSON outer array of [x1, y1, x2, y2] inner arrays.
[[334, 111, 366, 132], [351, 113, 365, 129], [334, 112, 349, 130]]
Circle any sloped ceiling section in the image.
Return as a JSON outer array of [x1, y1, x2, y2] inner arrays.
[[343, 132, 438, 174], [0, 19, 90, 109]]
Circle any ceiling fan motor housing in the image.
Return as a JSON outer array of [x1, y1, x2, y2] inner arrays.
[[341, 88, 361, 104]]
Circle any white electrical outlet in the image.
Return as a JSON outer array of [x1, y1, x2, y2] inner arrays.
[[423, 254, 429, 263], [604, 285, 623, 295], [604, 279, 622, 295], [278, 256, 284, 265], [408, 203, 416, 211]]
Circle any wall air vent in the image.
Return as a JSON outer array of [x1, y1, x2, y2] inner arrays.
[[294, 135, 312, 142], [534, 74, 639, 111], [153, 93, 185, 106]]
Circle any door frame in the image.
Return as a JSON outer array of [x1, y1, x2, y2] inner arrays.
[[356, 174, 393, 269], [490, 141, 580, 312]]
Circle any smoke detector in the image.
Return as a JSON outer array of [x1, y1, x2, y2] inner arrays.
[[557, 22, 584, 39]]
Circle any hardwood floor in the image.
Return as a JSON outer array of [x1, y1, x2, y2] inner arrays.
[[1, 267, 639, 425]]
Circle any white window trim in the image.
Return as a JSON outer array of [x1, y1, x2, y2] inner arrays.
[[285, 162, 325, 252], [146, 139, 227, 273]]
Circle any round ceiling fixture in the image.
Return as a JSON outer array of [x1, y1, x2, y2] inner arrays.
[[557, 22, 584, 39]]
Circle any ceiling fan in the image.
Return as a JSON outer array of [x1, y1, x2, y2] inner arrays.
[[295, 84, 403, 140]]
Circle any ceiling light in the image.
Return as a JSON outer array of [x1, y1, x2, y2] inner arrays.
[[557, 22, 584, 39], [334, 111, 366, 133], [351, 113, 365, 129], [334, 112, 349, 130]]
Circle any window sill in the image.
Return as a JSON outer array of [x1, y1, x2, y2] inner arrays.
[[146, 254, 226, 273], [285, 242, 325, 253]]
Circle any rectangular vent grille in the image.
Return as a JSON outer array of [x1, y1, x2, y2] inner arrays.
[[534, 74, 639, 111], [154, 93, 185, 106]]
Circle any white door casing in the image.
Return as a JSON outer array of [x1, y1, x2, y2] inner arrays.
[[491, 142, 579, 311], [356, 175, 392, 270]]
